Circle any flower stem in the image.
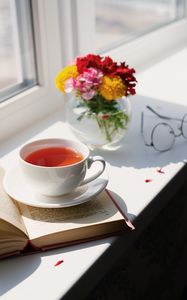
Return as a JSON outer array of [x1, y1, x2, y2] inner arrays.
[[101, 119, 112, 142], [95, 116, 111, 142]]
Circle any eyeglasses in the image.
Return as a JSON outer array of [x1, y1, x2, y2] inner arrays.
[[141, 105, 187, 152]]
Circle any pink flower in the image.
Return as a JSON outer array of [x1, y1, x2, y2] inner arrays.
[[64, 78, 75, 93], [81, 90, 97, 100], [75, 68, 103, 100]]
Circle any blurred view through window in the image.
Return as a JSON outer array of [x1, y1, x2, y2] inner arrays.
[[95, 0, 186, 52], [0, 0, 37, 103]]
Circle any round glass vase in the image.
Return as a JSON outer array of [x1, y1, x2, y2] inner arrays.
[[66, 96, 132, 149]]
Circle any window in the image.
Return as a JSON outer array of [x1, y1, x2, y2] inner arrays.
[[71, 0, 187, 66], [95, 0, 186, 52], [0, 0, 37, 103]]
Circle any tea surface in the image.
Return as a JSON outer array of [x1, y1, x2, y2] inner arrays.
[[25, 147, 84, 167]]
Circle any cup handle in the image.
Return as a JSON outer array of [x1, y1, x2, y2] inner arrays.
[[80, 156, 106, 186]]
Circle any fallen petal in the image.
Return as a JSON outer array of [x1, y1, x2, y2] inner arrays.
[[145, 179, 152, 183], [157, 168, 165, 174], [54, 260, 64, 267]]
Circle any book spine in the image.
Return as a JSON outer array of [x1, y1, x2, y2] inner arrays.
[[21, 240, 41, 255]]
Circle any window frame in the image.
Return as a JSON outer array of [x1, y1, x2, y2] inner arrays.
[[0, 0, 187, 143], [0, 0, 65, 142]]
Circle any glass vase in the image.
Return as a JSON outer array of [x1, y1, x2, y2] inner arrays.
[[66, 96, 132, 149]]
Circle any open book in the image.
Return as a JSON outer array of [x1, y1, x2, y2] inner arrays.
[[0, 167, 134, 259]]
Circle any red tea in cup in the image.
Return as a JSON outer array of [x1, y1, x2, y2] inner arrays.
[[25, 146, 84, 167], [19, 138, 106, 196]]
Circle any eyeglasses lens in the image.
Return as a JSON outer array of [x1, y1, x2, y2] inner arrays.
[[182, 114, 187, 138], [152, 123, 175, 151]]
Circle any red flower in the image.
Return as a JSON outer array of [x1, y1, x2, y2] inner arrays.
[[100, 56, 117, 76], [116, 63, 137, 96], [76, 54, 102, 73]]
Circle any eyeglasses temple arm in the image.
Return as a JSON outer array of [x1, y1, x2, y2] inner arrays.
[[141, 112, 144, 133], [141, 112, 152, 147], [146, 105, 181, 121]]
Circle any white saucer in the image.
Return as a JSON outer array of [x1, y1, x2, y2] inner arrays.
[[3, 165, 108, 208]]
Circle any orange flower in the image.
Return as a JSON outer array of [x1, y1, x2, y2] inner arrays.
[[99, 75, 127, 100]]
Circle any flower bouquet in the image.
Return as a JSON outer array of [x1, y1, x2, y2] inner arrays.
[[55, 53, 137, 146]]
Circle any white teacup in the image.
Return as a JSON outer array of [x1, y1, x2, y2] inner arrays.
[[19, 138, 106, 196]]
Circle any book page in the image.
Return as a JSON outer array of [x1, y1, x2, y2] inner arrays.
[[0, 167, 28, 235], [18, 191, 125, 240]]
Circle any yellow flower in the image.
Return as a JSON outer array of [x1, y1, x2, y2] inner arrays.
[[55, 65, 78, 93], [99, 75, 127, 101]]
